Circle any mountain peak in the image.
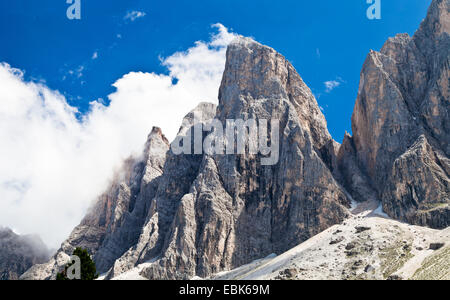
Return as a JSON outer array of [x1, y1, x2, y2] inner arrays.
[[220, 34, 332, 150], [417, 0, 449, 37], [144, 127, 169, 150]]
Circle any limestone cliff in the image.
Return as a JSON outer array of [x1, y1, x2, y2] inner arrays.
[[341, 0, 449, 228]]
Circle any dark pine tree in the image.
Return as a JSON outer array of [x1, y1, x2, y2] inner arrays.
[[56, 248, 98, 280]]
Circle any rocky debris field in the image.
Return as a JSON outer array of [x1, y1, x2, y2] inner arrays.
[[209, 200, 450, 280]]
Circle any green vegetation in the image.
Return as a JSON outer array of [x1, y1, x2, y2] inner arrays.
[[418, 202, 449, 212], [379, 240, 413, 279], [412, 246, 450, 280], [56, 248, 98, 280]]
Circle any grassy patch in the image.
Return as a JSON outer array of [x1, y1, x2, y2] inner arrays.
[[419, 203, 449, 212], [379, 240, 413, 279], [412, 246, 450, 280]]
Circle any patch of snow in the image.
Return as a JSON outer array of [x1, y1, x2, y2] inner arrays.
[[373, 203, 390, 218], [209, 199, 450, 280], [265, 253, 277, 259], [144, 256, 160, 264], [111, 262, 155, 280], [96, 273, 108, 280], [211, 253, 279, 280], [350, 200, 359, 211], [112, 267, 147, 280]]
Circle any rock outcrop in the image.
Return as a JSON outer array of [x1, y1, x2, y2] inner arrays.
[[0, 227, 50, 280], [340, 0, 449, 228]]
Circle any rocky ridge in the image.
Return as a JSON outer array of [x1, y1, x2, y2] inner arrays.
[[0, 227, 50, 280]]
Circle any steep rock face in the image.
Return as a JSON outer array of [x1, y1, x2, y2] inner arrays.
[[337, 133, 378, 204], [0, 228, 50, 280], [382, 135, 449, 228], [218, 37, 332, 151], [346, 0, 449, 228], [105, 102, 218, 279], [20, 127, 169, 279], [129, 37, 351, 280], [92, 127, 170, 273]]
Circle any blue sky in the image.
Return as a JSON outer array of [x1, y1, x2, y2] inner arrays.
[[0, 0, 431, 142]]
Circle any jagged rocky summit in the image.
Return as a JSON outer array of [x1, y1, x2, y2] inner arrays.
[[340, 0, 449, 229], [21, 0, 449, 280]]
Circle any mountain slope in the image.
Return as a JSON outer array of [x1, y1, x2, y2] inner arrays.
[[209, 200, 450, 280], [0, 227, 50, 280]]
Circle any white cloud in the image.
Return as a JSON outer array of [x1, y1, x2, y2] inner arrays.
[[66, 65, 85, 80], [92, 51, 98, 60], [324, 77, 344, 93], [210, 23, 236, 47], [0, 24, 236, 248], [124, 11, 146, 22], [324, 80, 340, 92]]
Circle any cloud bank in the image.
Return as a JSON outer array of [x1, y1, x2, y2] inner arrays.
[[0, 24, 236, 248]]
